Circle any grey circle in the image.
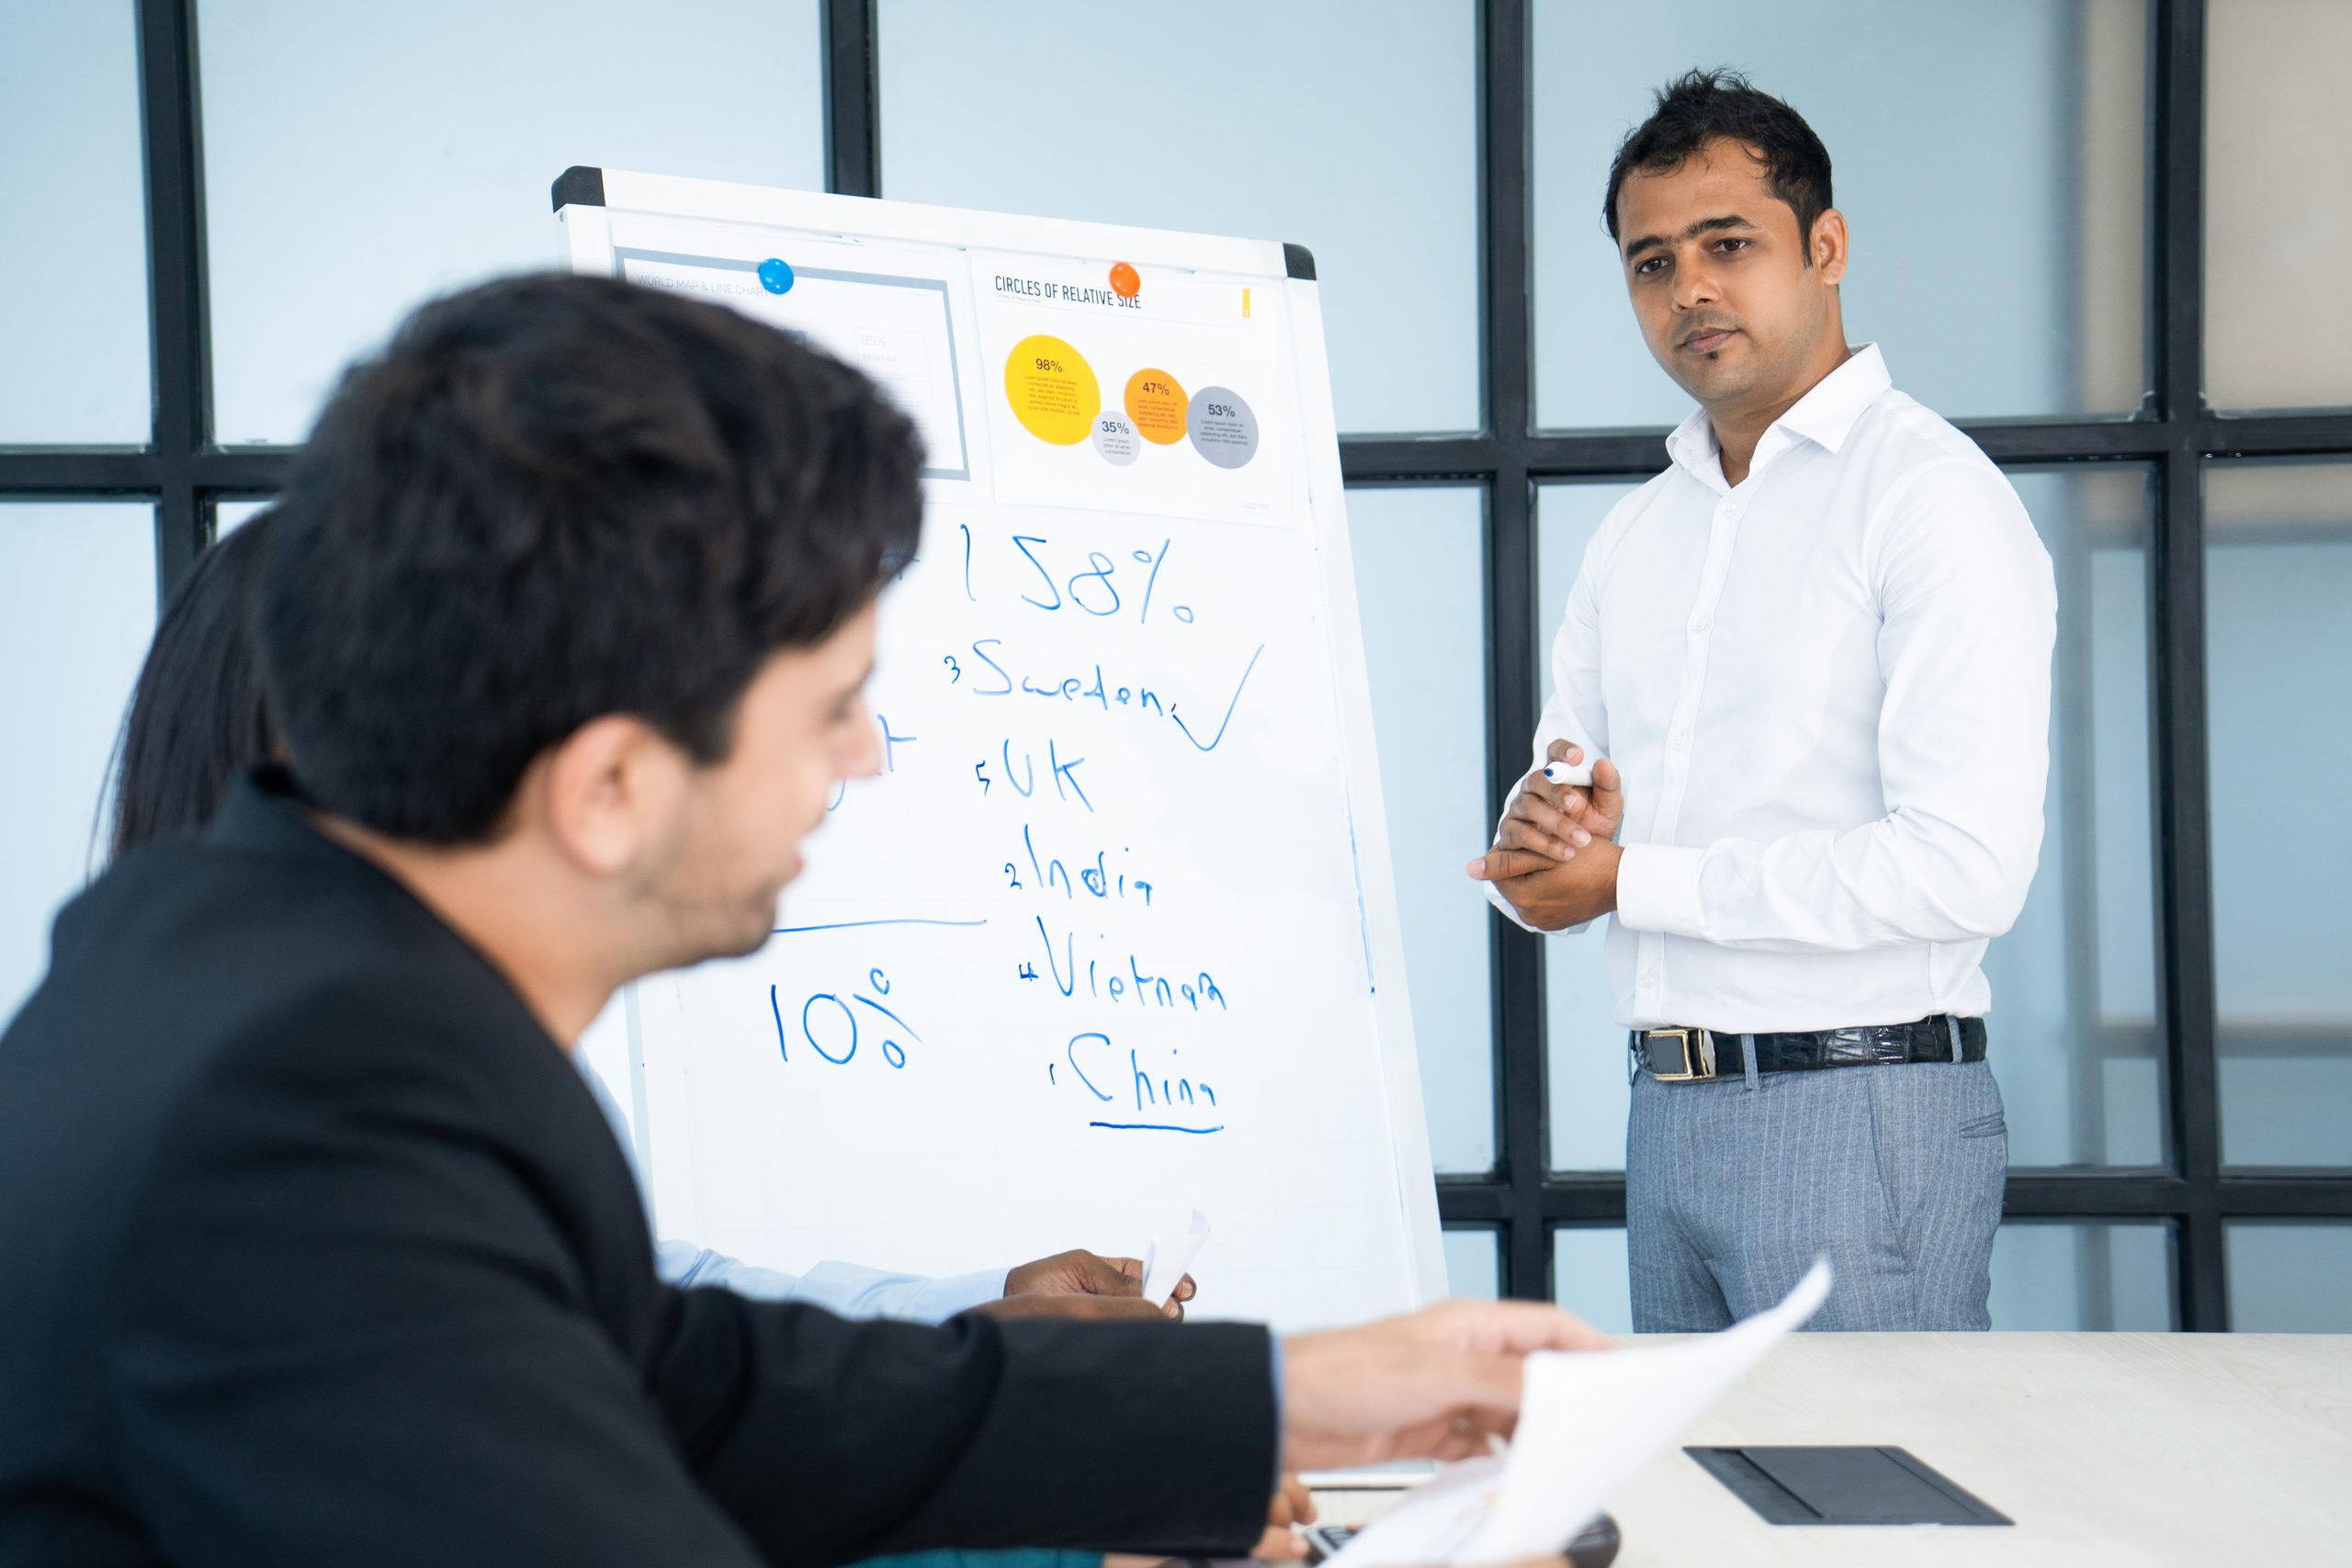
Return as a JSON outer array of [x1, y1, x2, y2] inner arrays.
[[1187, 386, 1258, 469], [1091, 412, 1140, 466]]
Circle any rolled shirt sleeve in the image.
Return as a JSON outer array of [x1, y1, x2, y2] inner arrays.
[[662, 1246, 1011, 1323]]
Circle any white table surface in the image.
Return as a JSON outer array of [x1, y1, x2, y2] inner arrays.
[[1314, 1332, 2352, 1566]]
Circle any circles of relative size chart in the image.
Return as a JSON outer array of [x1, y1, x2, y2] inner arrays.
[[1003, 333, 1259, 470]]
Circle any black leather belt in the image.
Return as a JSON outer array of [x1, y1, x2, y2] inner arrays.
[[1632, 1015, 1988, 1082]]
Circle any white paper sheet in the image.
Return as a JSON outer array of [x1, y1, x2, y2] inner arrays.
[[1330, 1258, 1833, 1568], [1141, 1208, 1211, 1308]]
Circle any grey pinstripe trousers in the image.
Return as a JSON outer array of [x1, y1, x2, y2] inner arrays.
[[1624, 1048, 2007, 1332]]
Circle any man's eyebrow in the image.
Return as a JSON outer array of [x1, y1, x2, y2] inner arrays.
[[1623, 213, 1759, 261]]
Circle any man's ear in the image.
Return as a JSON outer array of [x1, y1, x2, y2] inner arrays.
[[539, 715, 687, 877], [1811, 208, 1850, 286]]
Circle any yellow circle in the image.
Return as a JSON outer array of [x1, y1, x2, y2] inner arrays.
[[1124, 368, 1189, 445], [1004, 334, 1101, 446]]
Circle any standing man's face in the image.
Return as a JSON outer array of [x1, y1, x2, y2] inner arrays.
[[1613, 139, 1847, 411]]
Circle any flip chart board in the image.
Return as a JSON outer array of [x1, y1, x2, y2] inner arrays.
[[558, 167, 1443, 1330]]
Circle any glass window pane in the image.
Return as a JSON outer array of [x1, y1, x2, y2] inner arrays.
[[1989, 1222, 2174, 1329], [2209, 461, 2352, 1167], [1986, 468, 2164, 1168], [2228, 1224, 2352, 1332], [878, 0, 1478, 435], [0, 5, 150, 442], [214, 499, 272, 536], [0, 504, 156, 1021], [1531, 0, 2149, 428], [1550, 1226, 1633, 1334], [1348, 486, 1493, 1175], [198, 1, 825, 445], [1535, 482, 1641, 1173], [2206, 0, 2352, 411], [1442, 1228, 1499, 1301]]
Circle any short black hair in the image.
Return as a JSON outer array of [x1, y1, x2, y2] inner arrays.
[[258, 273, 923, 844], [1602, 68, 1835, 254], [108, 511, 277, 859]]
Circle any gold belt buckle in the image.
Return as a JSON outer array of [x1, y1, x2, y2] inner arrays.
[[1650, 1027, 1717, 1082]]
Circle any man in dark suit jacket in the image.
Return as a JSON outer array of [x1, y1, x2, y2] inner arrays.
[[0, 275, 1601, 1567]]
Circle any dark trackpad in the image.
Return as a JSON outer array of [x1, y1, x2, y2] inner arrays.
[[1686, 1446, 2012, 1526]]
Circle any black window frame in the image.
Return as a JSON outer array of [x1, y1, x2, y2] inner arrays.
[[5, 0, 2346, 1328]]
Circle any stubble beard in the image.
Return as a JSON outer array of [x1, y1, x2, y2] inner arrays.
[[633, 840, 787, 972], [1667, 341, 1760, 407], [680, 880, 784, 965]]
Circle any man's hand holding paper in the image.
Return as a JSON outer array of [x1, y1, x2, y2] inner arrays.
[[1279, 1300, 1612, 1472], [1329, 1262, 1834, 1568]]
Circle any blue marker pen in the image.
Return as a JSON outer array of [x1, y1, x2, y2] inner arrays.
[[1542, 758, 1595, 787]]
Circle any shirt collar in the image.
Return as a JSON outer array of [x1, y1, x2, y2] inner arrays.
[[1775, 342, 1891, 454], [1664, 405, 1721, 487], [1664, 343, 1894, 491], [209, 765, 399, 888]]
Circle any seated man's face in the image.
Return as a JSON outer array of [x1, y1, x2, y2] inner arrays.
[[638, 598, 884, 967]]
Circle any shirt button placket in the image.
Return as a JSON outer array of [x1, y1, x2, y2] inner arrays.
[[1654, 497, 1740, 844], [1640, 493, 1744, 1020]]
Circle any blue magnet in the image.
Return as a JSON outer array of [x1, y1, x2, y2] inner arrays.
[[758, 257, 795, 294]]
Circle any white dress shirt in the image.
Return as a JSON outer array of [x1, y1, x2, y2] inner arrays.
[[1493, 344, 2056, 1032], [572, 1051, 1010, 1321]]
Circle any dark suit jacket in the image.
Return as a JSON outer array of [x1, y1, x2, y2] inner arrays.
[[0, 773, 1274, 1566]]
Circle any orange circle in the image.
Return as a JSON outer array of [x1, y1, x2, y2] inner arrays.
[[1108, 261, 1140, 299], [1124, 368, 1188, 445]]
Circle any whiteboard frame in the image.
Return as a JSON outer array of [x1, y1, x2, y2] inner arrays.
[[556, 167, 1448, 1314]]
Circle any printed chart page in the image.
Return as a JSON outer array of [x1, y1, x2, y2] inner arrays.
[[602, 203, 1421, 1331]]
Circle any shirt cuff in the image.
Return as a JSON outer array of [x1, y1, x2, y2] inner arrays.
[[907, 1266, 1014, 1322], [1269, 1335, 1285, 1488], [1482, 874, 1544, 935], [1480, 767, 1551, 936], [1614, 843, 1706, 937]]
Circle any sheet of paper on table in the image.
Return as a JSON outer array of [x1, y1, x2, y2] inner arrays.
[[1329, 1258, 1834, 1568]]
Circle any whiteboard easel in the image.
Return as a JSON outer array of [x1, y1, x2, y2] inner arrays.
[[560, 166, 1444, 1331]]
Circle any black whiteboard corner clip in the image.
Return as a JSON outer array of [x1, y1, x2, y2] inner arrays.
[[551, 165, 607, 214], [1283, 242, 1317, 281]]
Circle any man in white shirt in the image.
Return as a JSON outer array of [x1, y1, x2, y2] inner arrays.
[[1468, 70, 2055, 1331]]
